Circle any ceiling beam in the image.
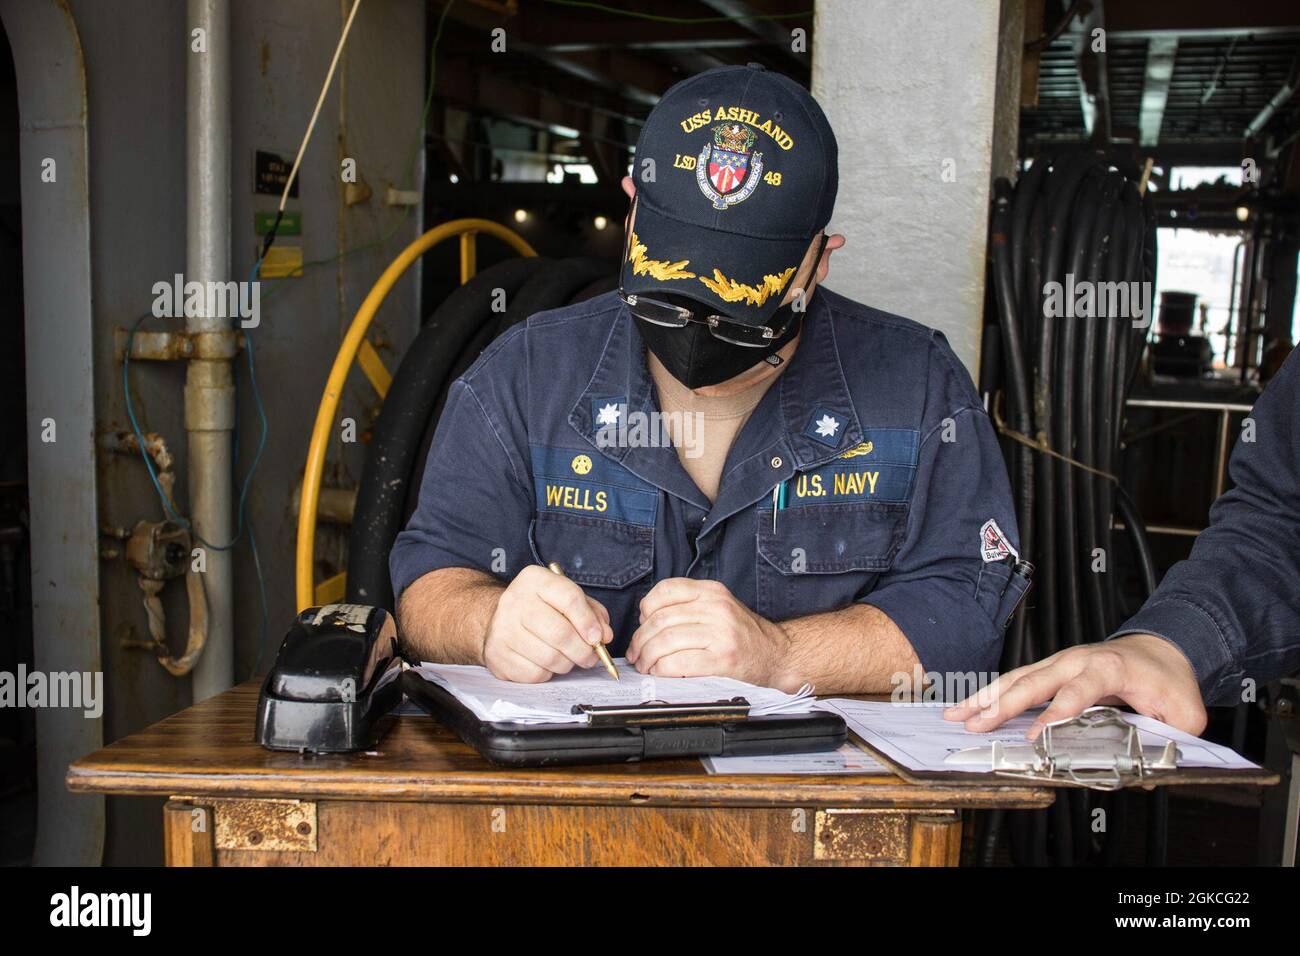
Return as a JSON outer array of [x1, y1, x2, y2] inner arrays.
[[1073, 3, 1111, 143], [696, 0, 810, 66], [1104, 0, 1300, 39], [1138, 36, 1178, 147], [436, 56, 643, 144], [657, 47, 733, 76], [516, 46, 668, 107], [1245, 55, 1300, 139], [430, 1, 682, 107], [501, 0, 765, 49]]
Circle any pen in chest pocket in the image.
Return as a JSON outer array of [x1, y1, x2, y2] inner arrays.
[[771, 479, 789, 532]]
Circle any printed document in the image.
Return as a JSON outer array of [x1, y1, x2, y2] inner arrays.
[[415, 658, 815, 725]]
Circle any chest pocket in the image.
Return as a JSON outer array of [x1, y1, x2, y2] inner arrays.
[[528, 513, 654, 590], [755, 501, 907, 621]]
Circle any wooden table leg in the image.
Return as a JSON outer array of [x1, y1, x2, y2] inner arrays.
[[163, 800, 215, 867], [909, 812, 964, 866]]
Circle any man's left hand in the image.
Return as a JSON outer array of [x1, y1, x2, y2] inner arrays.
[[627, 578, 791, 687]]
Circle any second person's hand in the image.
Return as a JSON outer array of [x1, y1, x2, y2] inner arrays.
[[942, 633, 1207, 739]]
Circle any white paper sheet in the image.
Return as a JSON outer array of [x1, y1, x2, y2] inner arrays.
[[414, 658, 815, 725], [701, 742, 889, 775], [815, 699, 1259, 773]]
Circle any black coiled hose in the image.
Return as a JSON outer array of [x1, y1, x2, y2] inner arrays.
[[346, 257, 616, 609], [985, 151, 1162, 867]]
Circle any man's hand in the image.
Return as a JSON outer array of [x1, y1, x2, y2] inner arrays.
[[482, 565, 613, 683], [627, 578, 791, 687], [943, 633, 1207, 738]]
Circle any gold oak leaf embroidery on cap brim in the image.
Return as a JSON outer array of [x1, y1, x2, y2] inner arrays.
[[629, 232, 796, 307], [698, 266, 796, 308], [628, 231, 696, 282]]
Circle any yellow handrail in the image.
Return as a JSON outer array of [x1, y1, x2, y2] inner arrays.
[[296, 218, 537, 611]]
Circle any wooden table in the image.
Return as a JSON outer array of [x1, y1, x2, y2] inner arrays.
[[67, 682, 1055, 866]]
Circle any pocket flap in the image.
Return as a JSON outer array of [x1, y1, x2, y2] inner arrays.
[[529, 513, 654, 589], [757, 501, 907, 574]]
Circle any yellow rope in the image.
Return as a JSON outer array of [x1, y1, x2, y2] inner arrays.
[[991, 392, 1119, 484]]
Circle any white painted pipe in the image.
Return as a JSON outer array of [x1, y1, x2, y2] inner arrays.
[[186, 0, 234, 700]]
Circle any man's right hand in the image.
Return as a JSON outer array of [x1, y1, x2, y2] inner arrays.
[[481, 565, 613, 682]]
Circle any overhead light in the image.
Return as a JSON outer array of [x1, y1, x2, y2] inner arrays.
[[514, 208, 528, 223], [449, 173, 459, 184], [1236, 205, 1250, 222], [593, 215, 608, 230]]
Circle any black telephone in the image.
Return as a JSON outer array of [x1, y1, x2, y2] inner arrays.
[[255, 604, 404, 753]]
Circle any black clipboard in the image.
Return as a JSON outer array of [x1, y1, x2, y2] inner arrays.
[[401, 669, 846, 767]]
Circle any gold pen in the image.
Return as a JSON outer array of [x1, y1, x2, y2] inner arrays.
[[547, 561, 619, 681]]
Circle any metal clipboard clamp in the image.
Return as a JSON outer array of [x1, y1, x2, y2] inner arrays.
[[571, 697, 751, 727], [945, 706, 1181, 790]]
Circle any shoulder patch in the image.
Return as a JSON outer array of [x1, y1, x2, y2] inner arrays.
[[980, 518, 1017, 563]]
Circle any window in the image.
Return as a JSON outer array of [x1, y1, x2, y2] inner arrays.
[[1168, 166, 1243, 190], [1154, 228, 1245, 367]]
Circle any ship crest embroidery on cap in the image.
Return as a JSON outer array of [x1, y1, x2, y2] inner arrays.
[[696, 122, 763, 209]]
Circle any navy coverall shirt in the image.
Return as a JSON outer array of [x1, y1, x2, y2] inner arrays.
[[1113, 350, 1300, 703], [391, 288, 1027, 677]]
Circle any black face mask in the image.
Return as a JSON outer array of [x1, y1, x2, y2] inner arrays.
[[634, 296, 804, 389]]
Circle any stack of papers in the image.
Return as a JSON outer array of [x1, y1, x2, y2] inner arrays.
[[415, 658, 816, 725]]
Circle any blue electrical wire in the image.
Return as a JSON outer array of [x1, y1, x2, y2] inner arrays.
[[122, 258, 272, 676], [122, 0, 461, 678], [241, 258, 272, 676]]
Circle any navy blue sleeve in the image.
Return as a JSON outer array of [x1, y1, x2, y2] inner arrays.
[[388, 374, 534, 603], [863, 338, 1022, 678], [1111, 351, 1300, 705]]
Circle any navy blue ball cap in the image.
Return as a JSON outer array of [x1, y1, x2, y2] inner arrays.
[[622, 63, 838, 327]]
